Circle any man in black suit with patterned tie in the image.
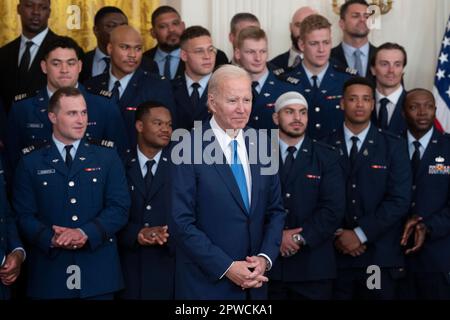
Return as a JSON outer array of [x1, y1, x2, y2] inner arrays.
[[0, 0, 59, 112]]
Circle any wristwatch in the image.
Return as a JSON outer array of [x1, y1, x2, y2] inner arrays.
[[292, 233, 303, 245]]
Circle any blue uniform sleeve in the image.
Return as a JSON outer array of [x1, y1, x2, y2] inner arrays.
[[102, 99, 128, 156]]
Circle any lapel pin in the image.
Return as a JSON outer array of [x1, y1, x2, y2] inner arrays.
[[368, 140, 374, 144], [162, 157, 168, 162], [363, 149, 369, 156], [436, 156, 445, 163], [264, 93, 270, 97], [269, 81, 274, 85], [336, 140, 342, 145], [79, 157, 86, 161], [52, 159, 59, 163], [432, 140, 438, 144]]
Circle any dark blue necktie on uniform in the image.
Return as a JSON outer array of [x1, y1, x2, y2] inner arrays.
[[411, 141, 421, 179], [65, 145, 73, 168], [378, 98, 390, 130], [111, 80, 121, 102], [349, 136, 359, 167], [282, 146, 297, 184], [190, 82, 201, 109], [251, 81, 259, 101], [144, 160, 155, 193], [102, 57, 111, 74], [230, 140, 249, 212], [164, 54, 172, 79]]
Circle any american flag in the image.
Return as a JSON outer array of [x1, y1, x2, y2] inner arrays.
[[434, 15, 450, 133]]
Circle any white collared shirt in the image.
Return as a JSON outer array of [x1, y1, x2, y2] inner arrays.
[[136, 146, 162, 178], [47, 83, 79, 99], [343, 123, 371, 155], [252, 70, 269, 94], [279, 137, 304, 163], [407, 128, 433, 160], [288, 47, 303, 68], [108, 71, 135, 98], [18, 28, 49, 68], [185, 73, 212, 97], [92, 47, 109, 77], [342, 42, 370, 77], [52, 135, 81, 160], [303, 62, 329, 88], [210, 117, 251, 204], [375, 86, 404, 125]]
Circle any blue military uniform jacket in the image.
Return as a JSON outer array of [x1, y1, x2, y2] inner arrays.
[[325, 125, 411, 268], [12, 139, 130, 299], [0, 155, 23, 300], [248, 70, 299, 130], [269, 137, 345, 282], [371, 90, 407, 136], [406, 129, 450, 273], [171, 75, 210, 131], [6, 84, 127, 169], [118, 147, 174, 299], [284, 63, 356, 139], [84, 67, 176, 150], [169, 122, 286, 299]]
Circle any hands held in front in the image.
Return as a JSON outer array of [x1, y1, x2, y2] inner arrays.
[[51, 225, 88, 250], [400, 215, 427, 255], [138, 225, 169, 246], [0, 250, 24, 285], [335, 229, 366, 257], [225, 256, 269, 290], [280, 227, 303, 257]]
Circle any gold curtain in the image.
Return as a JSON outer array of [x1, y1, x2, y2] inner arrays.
[[0, 0, 160, 51]]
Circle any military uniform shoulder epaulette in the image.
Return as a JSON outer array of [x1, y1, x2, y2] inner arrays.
[[14, 90, 39, 102], [333, 64, 358, 76], [377, 128, 402, 139], [21, 141, 50, 155], [87, 137, 115, 148], [311, 139, 337, 151]]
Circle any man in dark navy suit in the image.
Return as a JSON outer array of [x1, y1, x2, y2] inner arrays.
[[370, 42, 408, 136], [325, 77, 411, 300], [84, 25, 176, 151], [169, 65, 285, 299], [399, 89, 450, 299], [118, 101, 174, 299], [270, 6, 316, 71], [331, 0, 376, 83], [0, 0, 59, 112], [268, 92, 345, 300], [80, 6, 128, 82], [171, 26, 216, 130], [7, 36, 127, 171], [142, 6, 228, 79], [235, 27, 299, 130], [0, 154, 25, 300]]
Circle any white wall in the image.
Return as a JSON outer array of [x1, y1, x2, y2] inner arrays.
[[164, 0, 450, 90]]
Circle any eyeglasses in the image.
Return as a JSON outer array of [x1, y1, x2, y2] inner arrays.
[[186, 46, 218, 57]]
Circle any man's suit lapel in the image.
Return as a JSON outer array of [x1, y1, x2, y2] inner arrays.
[[146, 149, 169, 201], [352, 125, 378, 175], [284, 137, 311, 187]]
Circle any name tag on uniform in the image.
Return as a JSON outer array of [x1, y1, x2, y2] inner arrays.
[[84, 167, 101, 172], [126, 107, 137, 111], [26, 123, 44, 129], [429, 164, 450, 175], [371, 165, 387, 170], [37, 169, 55, 175], [306, 174, 321, 180]]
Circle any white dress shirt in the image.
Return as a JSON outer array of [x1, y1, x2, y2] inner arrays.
[[136, 146, 161, 178], [375, 86, 404, 125], [18, 28, 49, 68], [407, 127, 433, 160]]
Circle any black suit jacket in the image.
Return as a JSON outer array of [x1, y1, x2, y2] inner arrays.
[[142, 46, 229, 78], [0, 29, 59, 112], [79, 49, 95, 83], [331, 42, 377, 84]]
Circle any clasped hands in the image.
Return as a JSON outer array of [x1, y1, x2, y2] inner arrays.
[[280, 227, 303, 257], [226, 256, 268, 290], [51, 225, 88, 250], [400, 215, 427, 255], [137, 225, 169, 246], [334, 229, 367, 257]]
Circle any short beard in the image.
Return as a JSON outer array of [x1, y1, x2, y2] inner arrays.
[[158, 43, 180, 53]]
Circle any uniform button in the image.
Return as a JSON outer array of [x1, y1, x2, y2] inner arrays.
[[93, 178, 97, 183], [0, 218, 4, 223], [411, 202, 416, 207], [315, 124, 321, 129], [352, 200, 356, 204], [285, 209, 289, 214], [144, 223, 150, 227], [412, 185, 416, 190], [0, 237, 4, 242], [336, 105, 340, 109], [72, 215, 78, 222], [352, 184, 356, 189], [68, 181, 75, 187], [353, 216, 358, 220], [254, 116, 259, 121], [315, 107, 320, 112], [109, 238, 113, 242], [399, 268, 404, 272], [285, 193, 291, 198], [42, 181, 47, 186], [86, 133, 90, 137], [70, 198, 77, 204], [146, 205, 152, 211]]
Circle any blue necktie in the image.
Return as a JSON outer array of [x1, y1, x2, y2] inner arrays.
[[354, 49, 364, 77], [164, 54, 171, 79], [230, 140, 250, 212]]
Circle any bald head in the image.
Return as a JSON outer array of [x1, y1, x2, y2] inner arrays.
[[108, 25, 143, 79], [290, 6, 317, 49]]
